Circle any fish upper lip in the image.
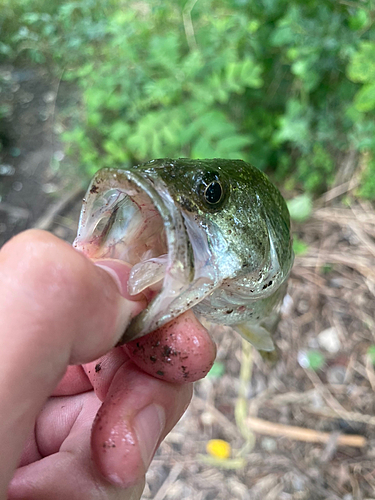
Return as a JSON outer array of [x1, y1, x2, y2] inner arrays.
[[74, 168, 201, 342]]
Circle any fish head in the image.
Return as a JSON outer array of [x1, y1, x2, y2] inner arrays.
[[73, 158, 293, 342]]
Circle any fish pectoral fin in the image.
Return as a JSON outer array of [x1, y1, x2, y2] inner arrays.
[[234, 322, 275, 352]]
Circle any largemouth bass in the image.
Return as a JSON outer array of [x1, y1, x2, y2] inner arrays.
[[74, 158, 293, 351]]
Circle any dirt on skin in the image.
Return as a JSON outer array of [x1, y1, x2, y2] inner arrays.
[[1, 65, 375, 500], [124, 311, 216, 384]]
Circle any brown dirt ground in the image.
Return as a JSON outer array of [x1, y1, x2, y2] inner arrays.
[[1, 65, 374, 500]]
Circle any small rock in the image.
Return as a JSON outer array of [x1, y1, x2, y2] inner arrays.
[[296, 299, 309, 314], [42, 183, 58, 194], [297, 350, 309, 369], [261, 437, 277, 452], [298, 350, 325, 370], [310, 391, 324, 409], [280, 293, 293, 316], [12, 181, 23, 192], [291, 474, 305, 492], [200, 411, 214, 426], [0, 70, 12, 81], [43, 91, 56, 103], [11, 82, 20, 93], [0, 164, 15, 176], [10, 147, 21, 157], [53, 123, 64, 134], [19, 91, 34, 104], [38, 110, 49, 121], [308, 337, 320, 349], [53, 150, 65, 162], [1, 103, 13, 118], [329, 277, 345, 288], [327, 365, 347, 385], [318, 327, 341, 353]]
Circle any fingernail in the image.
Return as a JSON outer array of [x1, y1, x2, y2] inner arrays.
[[95, 259, 148, 303], [134, 404, 166, 470], [94, 260, 132, 298], [95, 260, 147, 343]]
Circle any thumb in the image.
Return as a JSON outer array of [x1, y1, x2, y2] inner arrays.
[[0, 229, 145, 495]]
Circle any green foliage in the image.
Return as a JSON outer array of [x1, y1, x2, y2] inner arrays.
[[292, 237, 309, 256], [299, 350, 326, 371], [321, 264, 333, 275], [207, 361, 226, 379], [347, 41, 375, 112], [298, 144, 335, 192], [2, 0, 375, 194], [367, 345, 375, 365], [346, 40, 375, 197], [305, 351, 326, 371], [358, 157, 375, 199], [287, 194, 313, 222]]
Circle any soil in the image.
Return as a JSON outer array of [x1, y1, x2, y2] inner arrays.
[[0, 64, 83, 246], [1, 65, 375, 500]]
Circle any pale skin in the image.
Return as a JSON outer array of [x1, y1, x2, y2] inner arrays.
[[0, 230, 217, 500]]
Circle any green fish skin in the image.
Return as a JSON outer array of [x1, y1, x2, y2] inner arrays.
[[74, 158, 294, 351]]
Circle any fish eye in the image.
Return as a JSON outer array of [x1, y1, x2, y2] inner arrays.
[[195, 171, 227, 210], [204, 181, 223, 205]]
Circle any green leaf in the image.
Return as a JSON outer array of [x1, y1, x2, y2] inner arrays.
[[191, 136, 217, 158], [103, 140, 128, 162], [367, 345, 375, 365], [274, 100, 312, 148], [0, 42, 11, 55], [349, 9, 368, 31], [109, 122, 131, 141], [287, 194, 313, 222], [354, 83, 375, 113], [216, 135, 252, 153], [225, 58, 263, 93], [321, 264, 333, 275], [207, 361, 225, 379], [239, 57, 263, 89], [299, 350, 325, 370], [306, 350, 325, 371], [347, 42, 375, 83], [226, 61, 243, 93], [292, 237, 309, 255], [271, 20, 294, 47]]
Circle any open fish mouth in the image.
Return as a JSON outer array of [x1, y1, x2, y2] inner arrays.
[[73, 168, 221, 341]]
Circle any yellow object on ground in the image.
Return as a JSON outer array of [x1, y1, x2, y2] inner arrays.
[[206, 439, 232, 459]]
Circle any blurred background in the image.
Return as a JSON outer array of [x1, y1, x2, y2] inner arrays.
[[1, 1, 375, 498]]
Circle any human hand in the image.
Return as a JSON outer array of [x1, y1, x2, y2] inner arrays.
[[0, 230, 216, 499]]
